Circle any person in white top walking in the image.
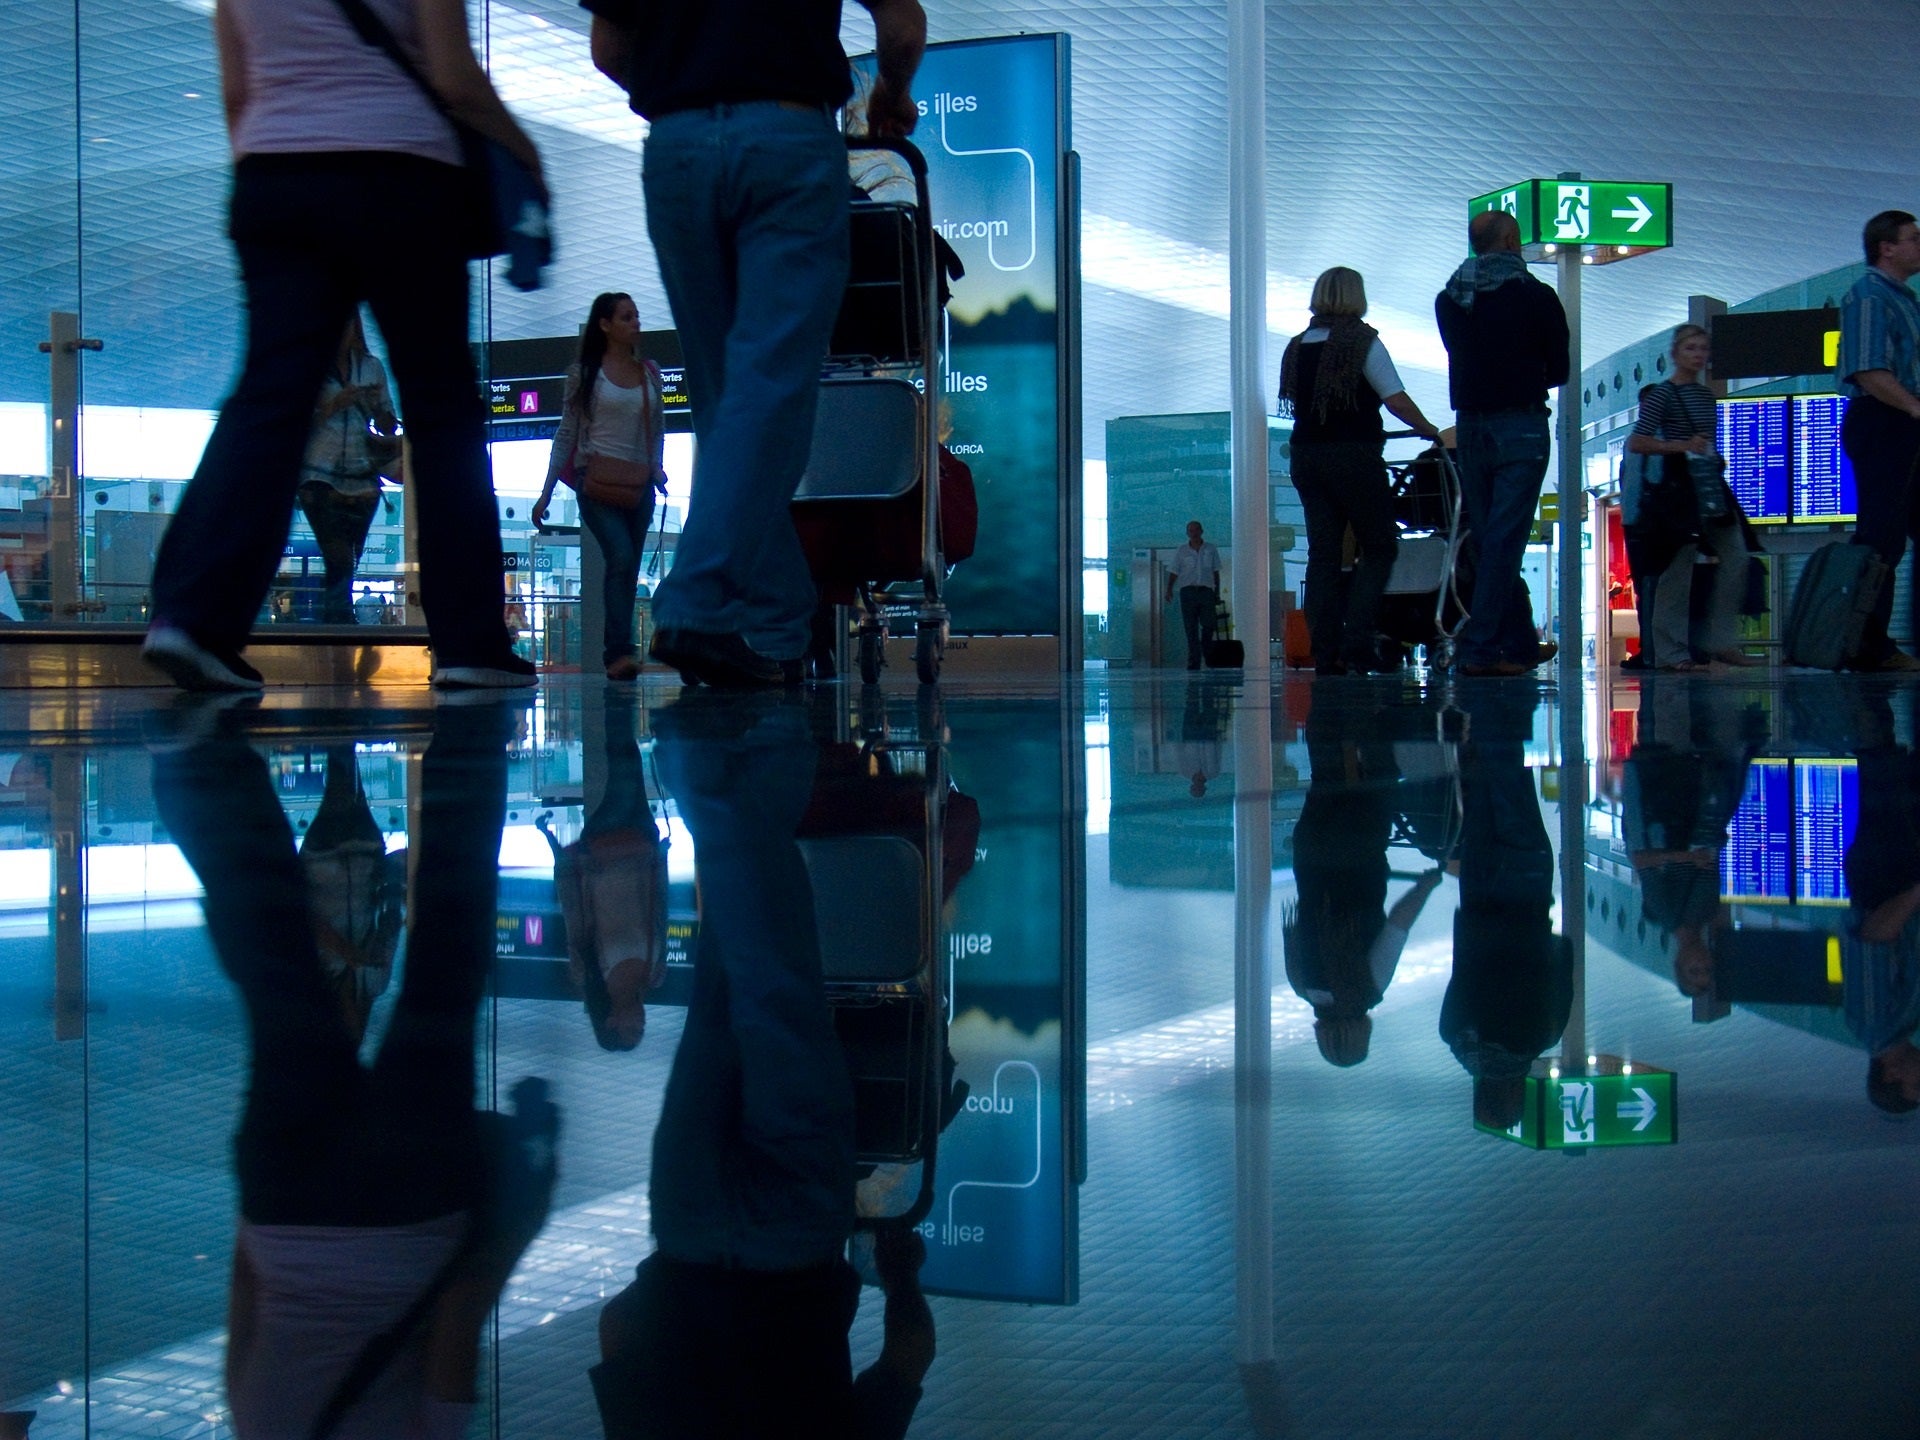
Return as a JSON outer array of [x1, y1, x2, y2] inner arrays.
[[535, 292, 668, 681], [1164, 521, 1222, 669]]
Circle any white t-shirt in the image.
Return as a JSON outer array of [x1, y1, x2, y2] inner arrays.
[[1171, 542, 1221, 589], [1300, 329, 1405, 399]]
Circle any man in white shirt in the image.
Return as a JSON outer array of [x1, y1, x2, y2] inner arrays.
[[1163, 520, 1222, 669]]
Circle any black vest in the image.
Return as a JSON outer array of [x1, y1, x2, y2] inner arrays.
[[1289, 339, 1384, 446]]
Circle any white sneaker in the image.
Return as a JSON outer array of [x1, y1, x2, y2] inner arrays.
[[431, 653, 538, 689], [142, 625, 265, 693]]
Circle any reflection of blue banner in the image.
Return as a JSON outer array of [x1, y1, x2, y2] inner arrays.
[[855, 35, 1070, 636], [916, 703, 1081, 1304]]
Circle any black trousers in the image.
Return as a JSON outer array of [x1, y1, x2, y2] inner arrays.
[[1843, 394, 1920, 662], [1177, 585, 1217, 667], [152, 713, 508, 1225], [151, 153, 509, 663], [1292, 441, 1398, 669]]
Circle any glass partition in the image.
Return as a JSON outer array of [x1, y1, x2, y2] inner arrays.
[[0, 1, 689, 660]]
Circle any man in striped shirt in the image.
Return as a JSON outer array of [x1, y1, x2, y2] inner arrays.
[[1838, 209, 1920, 671]]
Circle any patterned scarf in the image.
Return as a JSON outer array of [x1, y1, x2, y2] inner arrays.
[[1278, 314, 1379, 422], [1443, 250, 1528, 310]]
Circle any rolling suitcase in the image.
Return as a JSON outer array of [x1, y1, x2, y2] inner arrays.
[[1784, 542, 1888, 669], [1205, 602, 1244, 668]]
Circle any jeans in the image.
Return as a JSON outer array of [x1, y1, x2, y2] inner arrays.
[[1177, 585, 1217, 666], [1453, 408, 1550, 667], [151, 153, 509, 663], [1293, 441, 1399, 669], [151, 713, 509, 1225], [580, 492, 656, 666], [642, 104, 849, 661], [1843, 394, 1920, 663], [1642, 515, 1746, 665], [295, 482, 380, 624], [650, 702, 855, 1270]]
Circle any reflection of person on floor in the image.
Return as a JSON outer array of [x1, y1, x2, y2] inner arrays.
[[1622, 683, 1756, 997], [1285, 698, 1446, 1066], [542, 693, 667, 1051], [591, 696, 931, 1437], [300, 743, 406, 1045], [153, 708, 557, 1439], [297, 312, 400, 625], [1170, 679, 1230, 798], [1839, 692, 1920, 1113], [1439, 691, 1570, 1128]]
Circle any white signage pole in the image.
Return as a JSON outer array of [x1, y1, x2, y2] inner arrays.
[[1554, 173, 1583, 673], [1552, 172, 1588, 1073], [1228, 0, 1270, 675], [1227, 0, 1274, 1383]]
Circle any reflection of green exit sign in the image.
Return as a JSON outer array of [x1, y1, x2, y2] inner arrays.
[[1477, 1065, 1677, 1150], [1469, 180, 1673, 252]]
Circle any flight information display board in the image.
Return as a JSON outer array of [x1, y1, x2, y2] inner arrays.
[[1716, 398, 1791, 523], [1795, 759, 1858, 905], [1721, 760, 1792, 904], [1792, 395, 1857, 522]]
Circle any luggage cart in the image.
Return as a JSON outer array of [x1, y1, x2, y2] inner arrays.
[[798, 730, 953, 1228], [1377, 434, 1471, 669], [792, 136, 950, 686]]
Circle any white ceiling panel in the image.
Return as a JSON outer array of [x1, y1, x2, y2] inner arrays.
[[1, 0, 1916, 460]]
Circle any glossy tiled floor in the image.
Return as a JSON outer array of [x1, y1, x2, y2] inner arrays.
[[2, 667, 1917, 1439]]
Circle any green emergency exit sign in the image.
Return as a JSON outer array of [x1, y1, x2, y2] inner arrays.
[[1478, 1064, 1677, 1150], [1469, 179, 1673, 253]]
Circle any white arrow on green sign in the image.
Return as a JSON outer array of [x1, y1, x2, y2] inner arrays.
[[1468, 179, 1674, 251]]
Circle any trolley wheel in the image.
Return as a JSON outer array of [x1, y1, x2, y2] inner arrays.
[[914, 623, 942, 685], [858, 628, 885, 685]]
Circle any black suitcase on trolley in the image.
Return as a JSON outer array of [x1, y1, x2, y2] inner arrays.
[[1785, 542, 1888, 669]]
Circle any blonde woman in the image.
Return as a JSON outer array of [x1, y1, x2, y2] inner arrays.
[[1279, 266, 1442, 675]]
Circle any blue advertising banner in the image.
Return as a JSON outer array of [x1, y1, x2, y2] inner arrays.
[[854, 35, 1073, 638]]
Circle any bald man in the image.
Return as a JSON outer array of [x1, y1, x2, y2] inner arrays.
[[1435, 211, 1570, 676]]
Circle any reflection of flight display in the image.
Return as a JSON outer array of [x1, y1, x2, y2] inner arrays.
[[1722, 760, 1792, 903], [1716, 398, 1790, 523], [1795, 759, 1857, 906], [1718, 758, 1856, 906], [1791, 395, 1857, 522]]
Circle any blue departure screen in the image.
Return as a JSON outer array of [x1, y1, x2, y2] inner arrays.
[[1721, 760, 1792, 903], [1717, 399, 1791, 523], [1795, 759, 1858, 905], [1792, 396, 1858, 522]]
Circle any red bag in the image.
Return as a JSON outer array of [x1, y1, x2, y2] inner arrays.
[[792, 444, 977, 605], [938, 448, 977, 564]]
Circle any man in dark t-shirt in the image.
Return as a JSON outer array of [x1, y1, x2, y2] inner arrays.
[[1435, 210, 1570, 676], [583, 0, 927, 687]]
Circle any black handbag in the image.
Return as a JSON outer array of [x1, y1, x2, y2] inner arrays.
[[327, 0, 553, 291]]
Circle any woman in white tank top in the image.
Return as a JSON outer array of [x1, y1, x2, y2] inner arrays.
[[142, 0, 546, 693], [535, 292, 668, 681]]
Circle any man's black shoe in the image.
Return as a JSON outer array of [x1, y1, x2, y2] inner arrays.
[[650, 628, 782, 688]]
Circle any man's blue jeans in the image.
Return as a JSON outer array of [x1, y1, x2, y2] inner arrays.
[[1454, 407, 1551, 667], [642, 104, 849, 662], [650, 705, 855, 1270]]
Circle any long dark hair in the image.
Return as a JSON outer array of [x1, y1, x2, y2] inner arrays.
[[572, 291, 633, 424]]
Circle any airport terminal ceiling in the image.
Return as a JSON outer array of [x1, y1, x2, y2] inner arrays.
[[4, 0, 1919, 457]]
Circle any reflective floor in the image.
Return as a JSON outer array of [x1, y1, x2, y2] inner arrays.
[[3, 668, 1918, 1439]]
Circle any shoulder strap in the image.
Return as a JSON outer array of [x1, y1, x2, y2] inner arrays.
[[326, 0, 458, 126]]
